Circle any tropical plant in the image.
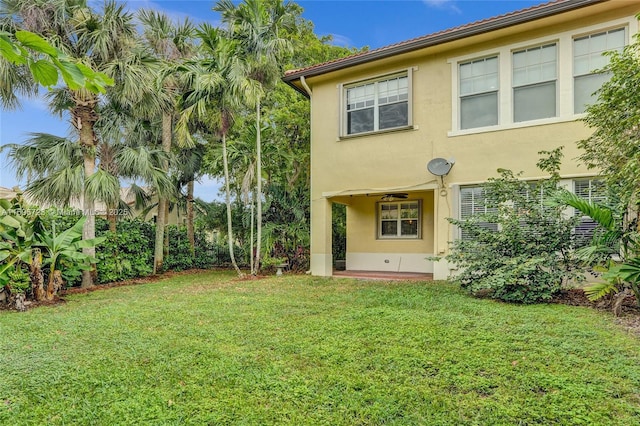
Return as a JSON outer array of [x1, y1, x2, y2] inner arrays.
[[176, 23, 258, 277], [35, 216, 104, 300], [445, 148, 583, 303], [551, 189, 640, 310], [262, 183, 309, 271], [214, 0, 297, 274], [0, 198, 36, 306], [577, 36, 640, 214], [3, 130, 172, 234], [138, 8, 196, 274], [0, 196, 103, 307], [0, 29, 112, 106], [173, 143, 207, 255], [1, 0, 158, 287], [567, 31, 640, 310]]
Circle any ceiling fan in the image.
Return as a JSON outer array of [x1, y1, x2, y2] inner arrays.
[[380, 193, 409, 201]]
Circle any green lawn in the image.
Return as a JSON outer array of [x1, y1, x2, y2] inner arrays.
[[1, 272, 639, 425]]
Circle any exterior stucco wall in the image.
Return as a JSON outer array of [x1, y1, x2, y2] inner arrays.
[[305, 2, 640, 279]]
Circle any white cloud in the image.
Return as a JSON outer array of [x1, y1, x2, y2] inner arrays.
[[90, 0, 219, 26], [21, 95, 49, 112], [127, 0, 218, 26], [327, 33, 354, 48], [423, 0, 462, 14], [195, 175, 223, 202]]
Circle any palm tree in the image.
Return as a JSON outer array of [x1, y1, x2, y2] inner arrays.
[[3, 130, 171, 231], [1, 0, 157, 287], [176, 24, 260, 277], [138, 9, 196, 274], [214, 0, 296, 274], [174, 143, 207, 254]]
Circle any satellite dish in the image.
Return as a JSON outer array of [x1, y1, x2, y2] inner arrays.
[[427, 157, 454, 177]]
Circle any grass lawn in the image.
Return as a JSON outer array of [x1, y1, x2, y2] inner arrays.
[[1, 271, 639, 425]]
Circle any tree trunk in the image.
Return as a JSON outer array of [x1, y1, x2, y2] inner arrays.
[[46, 269, 63, 301], [187, 179, 195, 256], [154, 112, 173, 274], [78, 105, 98, 288], [30, 249, 45, 302], [164, 201, 170, 256], [154, 199, 167, 274], [222, 134, 243, 277], [107, 202, 117, 233], [255, 99, 262, 275], [250, 193, 255, 274], [13, 293, 26, 312]]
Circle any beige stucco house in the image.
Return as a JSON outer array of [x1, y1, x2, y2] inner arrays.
[[284, 0, 640, 280]]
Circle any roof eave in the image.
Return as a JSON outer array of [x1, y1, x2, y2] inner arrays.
[[283, 0, 606, 86]]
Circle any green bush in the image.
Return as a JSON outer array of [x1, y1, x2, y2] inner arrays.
[[163, 225, 193, 271], [95, 219, 154, 283], [446, 148, 583, 303], [164, 225, 220, 271]]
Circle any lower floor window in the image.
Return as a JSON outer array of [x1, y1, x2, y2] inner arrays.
[[574, 179, 606, 246], [379, 201, 420, 238], [459, 179, 605, 245], [460, 185, 497, 240]]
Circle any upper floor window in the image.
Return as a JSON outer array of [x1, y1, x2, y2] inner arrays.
[[459, 56, 499, 130], [344, 73, 409, 136], [574, 28, 626, 113], [513, 43, 557, 122], [378, 200, 420, 239]]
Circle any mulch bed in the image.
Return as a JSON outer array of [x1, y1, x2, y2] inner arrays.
[[552, 288, 640, 337]]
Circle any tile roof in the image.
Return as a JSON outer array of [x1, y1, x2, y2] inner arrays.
[[283, 0, 607, 89]]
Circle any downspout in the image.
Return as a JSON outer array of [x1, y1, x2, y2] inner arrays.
[[301, 75, 313, 275], [300, 76, 312, 97]]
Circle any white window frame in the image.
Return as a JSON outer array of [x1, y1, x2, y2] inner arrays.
[[573, 27, 626, 114], [340, 69, 413, 138], [459, 55, 500, 130], [447, 16, 636, 137], [512, 42, 558, 123], [377, 200, 421, 239]]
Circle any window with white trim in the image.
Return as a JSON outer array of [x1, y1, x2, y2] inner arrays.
[[459, 56, 499, 130], [513, 43, 557, 122], [574, 179, 606, 246], [378, 201, 420, 239], [574, 28, 626, 113], [460, 186, 498, 240], [344, 73, 409, 136]]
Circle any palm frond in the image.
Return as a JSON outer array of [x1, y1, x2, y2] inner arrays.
[[85, 168, 119, 205], [548, 189, 616, 230], [4, 133, 81, 181], [127, 183, 152, 211], [23, 164, 84, 206], [584, 281, 619, 301]]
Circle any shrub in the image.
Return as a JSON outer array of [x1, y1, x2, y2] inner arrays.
[[445, 148, 583, 303], [164, 225, 220, 271], [95, 219, 154, 283]]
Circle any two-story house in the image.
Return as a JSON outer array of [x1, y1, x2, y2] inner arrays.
[[283, 0, 640, 280]]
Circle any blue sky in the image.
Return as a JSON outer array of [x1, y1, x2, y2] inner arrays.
[[0, 0, 544, 201]]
